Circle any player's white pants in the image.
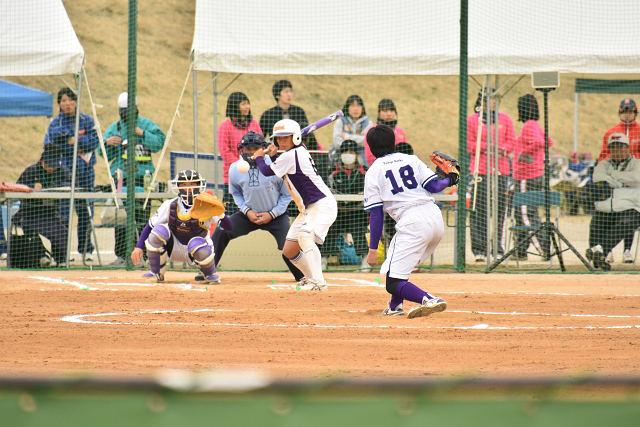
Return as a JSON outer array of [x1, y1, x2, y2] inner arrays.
[[167, 235, 215, 266], [381, 203, 444, 280], [287, 197, 338, 244]]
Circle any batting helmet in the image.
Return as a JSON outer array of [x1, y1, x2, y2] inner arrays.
[[272, 119, 302, 146], [169, 169, 206, 207]]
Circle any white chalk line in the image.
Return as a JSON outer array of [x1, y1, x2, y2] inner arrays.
[[58, 308, 640, 330]]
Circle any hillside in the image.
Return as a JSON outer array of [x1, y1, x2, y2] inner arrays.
[[0, 0, 631, 185]]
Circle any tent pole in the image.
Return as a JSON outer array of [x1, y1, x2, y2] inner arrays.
[[485, 75, 492, 268], [574, 92, 579, 155], [66, 70, 83, 268], [193, 70, 198, 170], [213, 72, 219, 198]]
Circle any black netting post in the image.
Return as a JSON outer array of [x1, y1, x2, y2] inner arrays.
[[456, 0, 468, 272], [125, 0, 138, 270]]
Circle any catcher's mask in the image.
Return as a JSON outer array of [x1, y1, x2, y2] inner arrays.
[[169, 169, 206, 207], [238, 131, 267, 168]]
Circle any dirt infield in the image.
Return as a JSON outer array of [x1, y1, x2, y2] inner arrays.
[[0, 270, 638, 380]]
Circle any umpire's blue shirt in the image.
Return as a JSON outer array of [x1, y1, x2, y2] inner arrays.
[[228, 157, 292, 219]]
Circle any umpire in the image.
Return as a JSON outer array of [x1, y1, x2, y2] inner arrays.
[[197, 132, 304, 282]]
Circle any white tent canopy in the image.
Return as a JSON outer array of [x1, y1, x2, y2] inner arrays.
[[0, 0, 84, 76], [191, 0, 640, 76]]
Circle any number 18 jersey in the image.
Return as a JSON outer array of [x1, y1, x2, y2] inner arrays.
[[364, 153, 439, 222]]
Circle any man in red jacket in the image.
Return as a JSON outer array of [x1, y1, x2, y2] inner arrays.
[[599, 98, 640, 161]]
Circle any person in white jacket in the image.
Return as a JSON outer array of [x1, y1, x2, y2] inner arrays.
[[586, 133, 640, 270], [331, 95, 372, 167]]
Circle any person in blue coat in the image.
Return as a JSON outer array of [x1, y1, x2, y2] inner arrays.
[[44, 88, 99, 262]]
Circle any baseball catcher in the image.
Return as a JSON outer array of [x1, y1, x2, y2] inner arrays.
[[131, 169, 233, 284], [430, 151, 460, 186]]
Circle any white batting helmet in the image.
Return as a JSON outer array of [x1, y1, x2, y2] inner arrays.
[[272, 119, 302, 145]]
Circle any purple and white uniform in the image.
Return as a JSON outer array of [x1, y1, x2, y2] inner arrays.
[[148, 197, 220, 264], [269, 146, 337, 244], [364, 153, 444, 279]]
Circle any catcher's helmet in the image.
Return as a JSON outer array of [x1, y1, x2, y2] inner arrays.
[[272, 119, 302, 146], [169, 169, 206, 207]]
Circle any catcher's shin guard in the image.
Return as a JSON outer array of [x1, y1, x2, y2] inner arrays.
[[188, 237, 217, 277], [145, 224, 169, 275]]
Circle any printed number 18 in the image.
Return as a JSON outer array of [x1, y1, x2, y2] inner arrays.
[[385, 165, 418, 195]]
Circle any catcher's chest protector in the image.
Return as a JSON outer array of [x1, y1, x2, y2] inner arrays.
[[168, 201, 208, 245]]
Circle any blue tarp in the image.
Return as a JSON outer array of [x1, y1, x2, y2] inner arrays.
[[0, 79, 53, 117]]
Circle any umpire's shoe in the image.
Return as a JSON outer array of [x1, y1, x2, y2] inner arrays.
[[407, 296, 447, 319]]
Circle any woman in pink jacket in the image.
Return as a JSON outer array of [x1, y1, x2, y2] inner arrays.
[[467, 90, 515, 262], [512, 94, 553, 260], [218, 92, 262, 213]]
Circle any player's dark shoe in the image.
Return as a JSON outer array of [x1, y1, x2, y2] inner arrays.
[[592, 250, 611, 272], [585, 248, 594, 262], [194, 273, 205, 281], [379, 302, 405, 316], [407, 296, 447, 319], [204, 274, 221, 284]]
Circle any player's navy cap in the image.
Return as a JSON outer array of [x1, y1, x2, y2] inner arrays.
[[41, 144, 63, 167], [340, 139, 359, 153], [619, 98, 637, 112]]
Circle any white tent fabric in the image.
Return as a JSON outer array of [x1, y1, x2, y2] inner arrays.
[[0, 0, 84, 76], [191, 0, 640, 76]]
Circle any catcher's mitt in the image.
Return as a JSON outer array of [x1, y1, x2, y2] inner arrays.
[[190, 192, 226, 219], [430, 151, 461, 186]]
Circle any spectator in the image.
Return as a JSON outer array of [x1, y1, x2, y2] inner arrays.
[[586, 133, 640, 270], [218, 92, 262, 215], [332, 95, 372, 167], [202, 132, 304, 284], [323, 140, 369, 268], [15, 145, 71, 266], [467, 89, 515, 262], [44, 88, 99, 262], [363, 99, 408, 166], [259, 80, 322, 150], [599, 98, 640, 161], [511, 94, 553, 261], [100, 92, 166, 266]]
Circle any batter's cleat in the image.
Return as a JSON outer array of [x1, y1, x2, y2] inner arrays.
[[623, 249, 634, 264], [204, 274, 221, 284], [145, 273, 165, 283], [407, 296, 447, 319], [296, 278, 327, 291], [379, 302, 405, 316], [194, 273, 205, 282], [141, 272, 154, 278]]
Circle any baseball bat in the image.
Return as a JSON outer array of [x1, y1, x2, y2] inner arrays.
[[300, 110, 344, 137]]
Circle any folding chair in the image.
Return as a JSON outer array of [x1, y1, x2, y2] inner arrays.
[[504, 191, 562, 270]]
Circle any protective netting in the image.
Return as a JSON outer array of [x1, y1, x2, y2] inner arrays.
[[2, 1, 640, 272]]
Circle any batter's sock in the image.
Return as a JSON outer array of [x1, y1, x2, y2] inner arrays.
[[289, 250, 314, 281], [396, 281, 434, 304], [303, 244, 324, 282]]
